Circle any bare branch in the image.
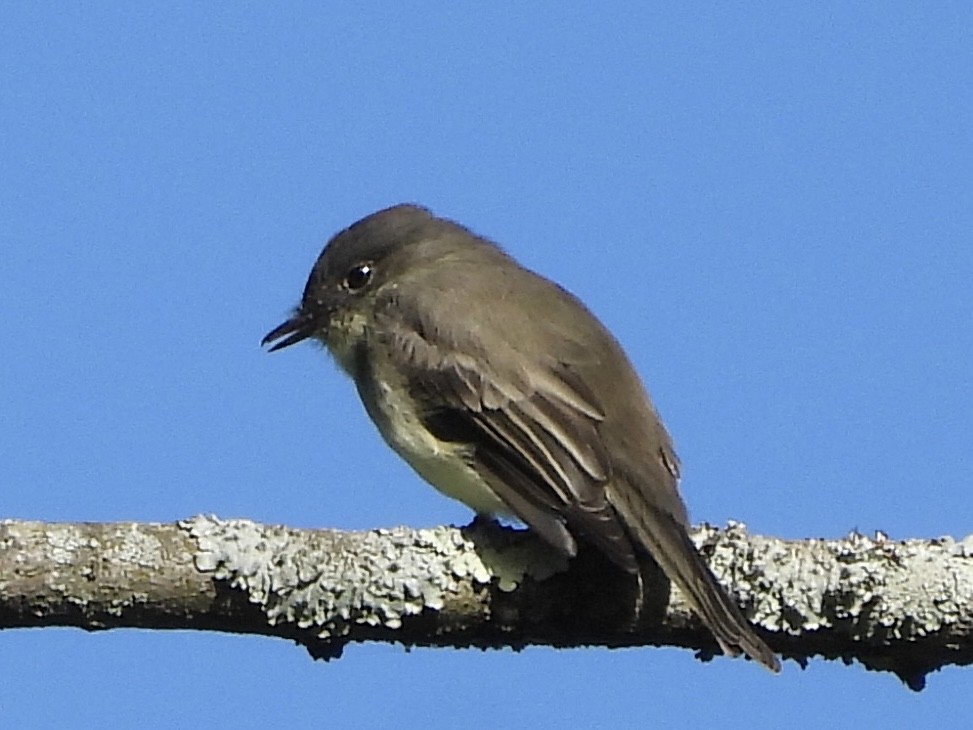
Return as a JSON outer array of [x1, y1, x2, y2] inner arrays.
[[1, 516, 971, 690]]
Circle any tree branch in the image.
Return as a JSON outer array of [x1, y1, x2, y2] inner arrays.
[[1, 516, 970, 690]]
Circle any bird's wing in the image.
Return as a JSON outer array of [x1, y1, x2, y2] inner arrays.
[[376, 300, 639, 574], [371, 268, 780, 671]]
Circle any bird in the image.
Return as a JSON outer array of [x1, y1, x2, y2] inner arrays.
[[262, 203, 779, 672]]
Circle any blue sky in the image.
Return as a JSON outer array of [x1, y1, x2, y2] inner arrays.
[[2, 3, 971, 728]]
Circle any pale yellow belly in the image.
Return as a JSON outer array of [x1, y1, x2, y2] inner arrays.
[[361, 370, 510, 517]]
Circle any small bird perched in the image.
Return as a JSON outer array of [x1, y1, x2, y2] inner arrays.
[[262, 204, 779, 672]]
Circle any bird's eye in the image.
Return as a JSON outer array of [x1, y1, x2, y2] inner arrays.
[[343, 263, 373, 291]]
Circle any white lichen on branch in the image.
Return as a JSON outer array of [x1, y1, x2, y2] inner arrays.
[[187, 516, 489, 636], [1, 516, 971, 689]]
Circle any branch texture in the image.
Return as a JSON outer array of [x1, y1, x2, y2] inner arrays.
[[1, 516, 970, 690]]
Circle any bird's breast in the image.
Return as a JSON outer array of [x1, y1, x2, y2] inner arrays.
[[356, 359, 510, 517]]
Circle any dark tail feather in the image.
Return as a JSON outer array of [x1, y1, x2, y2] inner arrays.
[[663, 526, 780, 672], [610, 489, 780, 673]]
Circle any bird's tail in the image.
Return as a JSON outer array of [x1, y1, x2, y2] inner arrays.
[[611, 488, 780, 673]]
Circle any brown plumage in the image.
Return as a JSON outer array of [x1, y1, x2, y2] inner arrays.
[[263, 204, 779, 672]]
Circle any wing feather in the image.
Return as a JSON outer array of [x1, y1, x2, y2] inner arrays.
[[380, 304, 638, 573]]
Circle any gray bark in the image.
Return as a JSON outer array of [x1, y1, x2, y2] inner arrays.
[[1, 516, 970, 690]]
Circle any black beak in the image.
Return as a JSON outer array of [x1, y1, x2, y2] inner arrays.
[[261, 311, 316, 352]]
